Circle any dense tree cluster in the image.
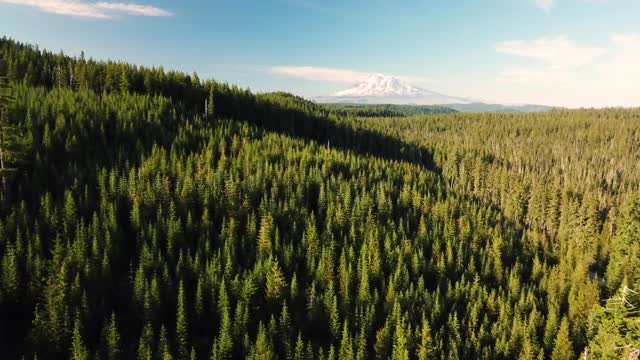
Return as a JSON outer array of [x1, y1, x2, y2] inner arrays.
[[321, 104, 456, 118], [0, 37, 639, 359]]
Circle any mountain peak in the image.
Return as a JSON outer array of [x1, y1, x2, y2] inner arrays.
[[333, 74, 422, 97], [321, 73, 469, 105]]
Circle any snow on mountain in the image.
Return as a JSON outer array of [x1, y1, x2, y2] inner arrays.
[[315, 74, 470, 105], [333, 74, 424, 97]]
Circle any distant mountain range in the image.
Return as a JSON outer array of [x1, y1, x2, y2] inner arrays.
[[314, 74, 553, 112]]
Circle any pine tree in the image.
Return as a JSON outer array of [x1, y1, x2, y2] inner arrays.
[[0, 76, 24, 196], [417, 318, 433, 360], [588, 286, 640, 359], [339, 320, 354, 360], [543, 308, 559, 353], [257, 215, 273, 258], [266, 258, 285, 301], [250, 322, 275, 360], [355, 326, 367, 360], [195, 278, 204, 317], [218, 281, 233, 359], [0, 241, 19, 300], [374, 322, 391, 359], [392, 318, 409, 360], [279, 302, 292, 358], [163, 342, 174, 360], [208, 84, 215, 116], [176, 280, 189, 360], [71, 313, 88, 360], [119, 66, 130, 94], [103, 312, 121, 360], [136, 322, 154, 360], [326, 286, 340, 340], [606, 193, 640, 293], [551, 317, 573, 360], [294, 332, 305, 360]]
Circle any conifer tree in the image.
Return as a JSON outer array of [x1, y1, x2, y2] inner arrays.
[[0, 242, 19, 300], [119, 66, 129, 94], [339, 321, 354, 360], [218, 281, 233, 359], [0, 76, 23, 195], [71, 313, 88, 360], [279, 302, 292, 358], [208, 84, 215, 116], [294, 332, 305, 360], [250, 322, 275, 360], [176, 281, 189, 360], [374, 322, 391, 359], [417, 318, 433, 360], [551, 317, 573, 360], [103, 312, 121, 360], [392, 318, 409, 360], [606, 193, 640, 294], [257, 215, 273, 258], [266, 258, 285, 301], [136, 323, 154, 360]]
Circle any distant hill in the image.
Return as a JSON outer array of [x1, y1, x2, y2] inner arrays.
[[320, 103, 457, 117], [446, 102, 554, 113]]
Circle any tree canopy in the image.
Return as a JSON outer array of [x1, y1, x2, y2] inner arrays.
[[0, 36, 639, 359]]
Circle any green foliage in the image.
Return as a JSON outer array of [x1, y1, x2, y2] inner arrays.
[[417, 318, 433, 360], [0, 36, 639, 360], [588, 287, 640, 359], [208, 84, 215, 116], [321, 103, 456, 117], [551, 318, 574, 360], [265, 258, 285, 301], [606, 194, 640, 294], [102, 312, 120, 360], [0, 75, 28, 196], [70, 313, 88, 360]]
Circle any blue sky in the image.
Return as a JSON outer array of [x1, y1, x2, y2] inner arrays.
[[1, 0, 639, 107]]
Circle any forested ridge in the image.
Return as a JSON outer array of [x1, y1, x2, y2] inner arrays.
[[0, 37, 639, 360], [319, 104, 457, 118]]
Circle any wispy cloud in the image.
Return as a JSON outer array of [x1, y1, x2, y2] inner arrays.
[[497, 67, 572, 85], [495, 33, 640, 107], [533, 0, 612, 12], [495, 35, 607, 85], [269, 65, 431, 85], [0, 0, 173, 18], [496, 36, 607, 69], [270, 66, 368, 83], [94, 2, 172, 16], [534, 0, 555, 11]]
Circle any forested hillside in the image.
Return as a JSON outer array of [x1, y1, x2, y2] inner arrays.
[[0, 37, 638, 360], [320, 104, 457, 118]]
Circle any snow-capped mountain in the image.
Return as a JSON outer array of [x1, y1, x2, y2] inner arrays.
[[315, 74, 470, 105], [333, 74, 425, 97]]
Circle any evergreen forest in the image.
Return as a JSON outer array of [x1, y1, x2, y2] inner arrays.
[[0, 37, 639, 359]]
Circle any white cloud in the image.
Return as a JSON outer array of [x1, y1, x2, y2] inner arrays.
[[269, 65, 432, 85], [495, 36, 607, 69], [590, 34, 640, 104], [270, 66, 369, 83], [0, 0, 172, 18], [494, 34, 640, 107], [534, 0, 555, 11], [94, 2, 172, 16], [497, 67, 572, 85], [533, 0, 612, 12]]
